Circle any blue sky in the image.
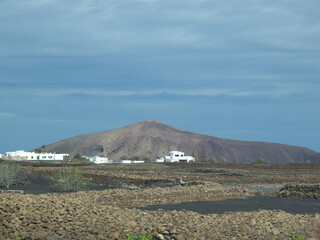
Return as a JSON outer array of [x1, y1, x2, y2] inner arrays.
[[1, 0, 320, 153]]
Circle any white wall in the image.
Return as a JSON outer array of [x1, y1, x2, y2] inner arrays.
[[89, 156, 110, 164], [5, 150, 69, 161], [155, 158, 165, 163], [169, 151, 184, 158], [164, 151, 195, 163], [121, 160, 132, 164], [132, 160, 144, 164]]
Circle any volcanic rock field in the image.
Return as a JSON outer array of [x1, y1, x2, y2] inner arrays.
[[1, 162, 320, 239]]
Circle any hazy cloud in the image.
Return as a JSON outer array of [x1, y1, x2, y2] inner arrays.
[[1, 0, 320, 56], [0, 112, 19, 118], [0, 0, 319, 152], [1, 81, 318, 98]]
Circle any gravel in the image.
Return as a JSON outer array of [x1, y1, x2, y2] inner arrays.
[[1, 183, 320, 240], [1, 163, 320, 239]]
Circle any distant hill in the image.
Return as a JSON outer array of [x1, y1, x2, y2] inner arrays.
[[43, 120, 320, 163]]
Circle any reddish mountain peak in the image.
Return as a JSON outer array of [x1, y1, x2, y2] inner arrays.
[[44, 120, 319, 163]]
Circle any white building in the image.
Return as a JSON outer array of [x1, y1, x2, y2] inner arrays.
[[155, 158, 165, 163], [132, 160, 144, 164], [88, 156, 112, 164], [120, 160, 145, 164], [159, 151, 195, 163], [121, 160, 132, 164], [0, 153, 3, 159], [4, 150, 69, 161]]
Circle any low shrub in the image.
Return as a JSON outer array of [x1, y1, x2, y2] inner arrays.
[[12, 234, 24, 240], [256, 157, 265, 163], [209, 157, 217, 164], [290, 234, 304, 240], [51, 166, 90, 192], [0, 161, 26, 188], [125, 232, 152, 240]]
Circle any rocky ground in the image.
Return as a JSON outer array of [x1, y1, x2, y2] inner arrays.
[[1, 162, 320, 239], [24, 162, 320, 186], [274, 184, 320, 200]]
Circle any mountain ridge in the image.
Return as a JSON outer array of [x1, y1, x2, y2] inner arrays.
[[43, 120, 320, 163]]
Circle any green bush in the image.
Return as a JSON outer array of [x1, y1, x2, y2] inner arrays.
[[12, 234, 24, 240], [209, 156, 217, 164], [256, 157, 265, 163], [51, 166, 90, 192], [143, 157, 150, 163], [0, 161, 26, 188], [73, 153, 82, 160], [290, 234, 304, 240], [125, 232, 152, 240]]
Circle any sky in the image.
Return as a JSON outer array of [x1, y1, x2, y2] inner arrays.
[[0, 0, 320, 153]]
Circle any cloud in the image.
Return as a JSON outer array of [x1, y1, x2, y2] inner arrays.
[[1, 0, 319, 96], [0, 0, 320, 153], [0, 112, 19, 118], [1, 0, 319, 57], [0, 111, 70, 125], [1, 81, 317, 99]]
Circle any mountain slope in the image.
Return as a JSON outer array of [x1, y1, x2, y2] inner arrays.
[[43, 120, 320, 163]]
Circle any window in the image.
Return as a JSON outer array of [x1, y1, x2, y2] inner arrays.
[[48, 156, 53, 159], [42, 156, 46, 159], [175, 154, 179, 157], [31, 156, 34, 159]]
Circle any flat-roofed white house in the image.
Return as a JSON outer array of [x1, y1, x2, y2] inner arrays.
[[121, 160, 132, 164], [88, 156, 112, 164], [155, 158, 165, 163], [4, 150, 69, 161], [132, 160, 144, 164], [159, 151, 195, 163], [120, 160, 145, 164]]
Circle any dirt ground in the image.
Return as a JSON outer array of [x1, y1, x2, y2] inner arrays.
[[1, 162, 320, 240], [24, 162, 320, 191]]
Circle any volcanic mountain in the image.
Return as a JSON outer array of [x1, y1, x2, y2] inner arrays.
[[43, 120, 320, 163]]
